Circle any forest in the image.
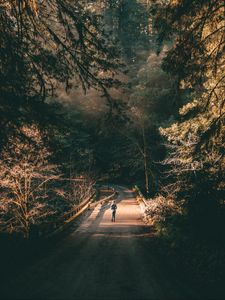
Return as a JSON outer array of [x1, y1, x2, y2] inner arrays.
[[0, 0, 224, 298]]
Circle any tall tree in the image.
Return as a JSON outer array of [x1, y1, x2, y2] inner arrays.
[[104, 0, 150, 60], [0, 0, 119, 146], [154, 0, 225, 225], [0, 126, 59, 238]]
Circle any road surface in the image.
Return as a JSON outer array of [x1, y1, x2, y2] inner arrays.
[[2, 186, 198, 300]]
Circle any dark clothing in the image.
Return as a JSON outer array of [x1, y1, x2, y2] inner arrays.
[[111, 204, 117, 211], [112, 210, 116, 222], [111, 203, 117, 222]]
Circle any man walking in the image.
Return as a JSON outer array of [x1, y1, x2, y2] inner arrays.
[[111, 200, 117, 222]]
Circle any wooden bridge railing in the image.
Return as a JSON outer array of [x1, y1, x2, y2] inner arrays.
[[40, 192, 95, 237], [41, 187, 117, 237], [134, 185, 149, 207], [134, 185, 152, 224]]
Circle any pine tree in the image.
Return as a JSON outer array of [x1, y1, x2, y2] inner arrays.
[[154, 0, 224, 223]]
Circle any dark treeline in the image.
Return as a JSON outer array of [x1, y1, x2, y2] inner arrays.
[[0, 0, 224, 295]]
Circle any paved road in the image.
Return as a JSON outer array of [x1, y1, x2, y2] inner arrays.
[[3, 186, 198, 300]]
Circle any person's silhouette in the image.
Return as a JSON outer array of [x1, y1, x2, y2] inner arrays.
[[110, 200, 117, 222]]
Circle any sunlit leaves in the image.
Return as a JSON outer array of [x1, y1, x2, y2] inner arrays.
[[155, 0, 225, 211], [0, 125, 59, 238]]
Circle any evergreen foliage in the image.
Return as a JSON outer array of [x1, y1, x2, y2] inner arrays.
[[153, 0, 225, 225], [0, 0, 119, 145]]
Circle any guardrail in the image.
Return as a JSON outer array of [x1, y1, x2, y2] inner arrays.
[[134, 185, 149, 207], [42, 188, 117, 237], [134, 185, 152, 224], [42, 192, 96, 237], [89, 188, 117, 209], [63, 193, 95, 224]]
